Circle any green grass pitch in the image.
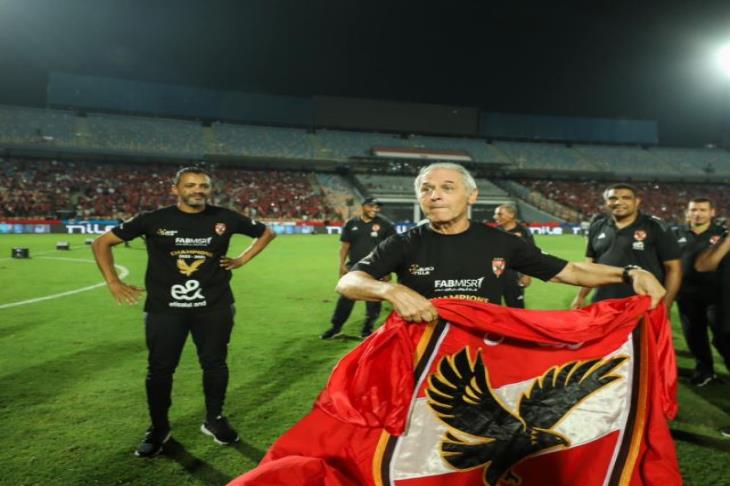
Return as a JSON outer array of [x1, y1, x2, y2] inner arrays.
[[0, 233, 728, 485]]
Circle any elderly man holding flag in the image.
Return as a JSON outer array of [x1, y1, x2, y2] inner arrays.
[[230, 163, 680, 486]]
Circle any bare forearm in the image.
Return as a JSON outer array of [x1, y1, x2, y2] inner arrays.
[[662, 266, 682, 310], [336, 271, 393, 302], [235, 228, 276, 265], [91, 238, 123, 284], [553, 261, 624, 287]]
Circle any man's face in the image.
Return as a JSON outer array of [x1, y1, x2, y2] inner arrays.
[[494, 207, 515, 227], [172, 172, 212, 208], [687, 201, 714, 227], [362, 203, 380, 219], [604, 188, 639, 219], [417, 168, 477, 224]]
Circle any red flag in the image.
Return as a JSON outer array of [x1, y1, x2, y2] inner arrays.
[[230, 297, 680, 486]]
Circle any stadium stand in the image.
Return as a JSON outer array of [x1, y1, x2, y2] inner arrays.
[[210, 123, 314, 159], [572, 145, 674, 175], [356, 174, 507, 199], [315, 173, 359, 221], [649, 147, 730, 177], [0, 105, 78, 146], [83, 114, 205, 156], [495, 141, 603, 172]]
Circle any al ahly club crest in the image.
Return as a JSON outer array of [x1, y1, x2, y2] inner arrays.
[[426, 347, 627, 486], [492, 258, 506, 277], [633, 230, 647, 241], [215, 223, 226, 235]]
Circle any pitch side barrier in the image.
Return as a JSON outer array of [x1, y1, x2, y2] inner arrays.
[[0, 220, 584, 236]]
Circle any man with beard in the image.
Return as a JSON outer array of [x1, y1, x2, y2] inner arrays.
[[571, 183, 681, 311], [92, 167, 276, 457]]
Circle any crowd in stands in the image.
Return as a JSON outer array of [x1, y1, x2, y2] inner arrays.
[[520, 179, 730, 223], [0, 159, 338, 221]]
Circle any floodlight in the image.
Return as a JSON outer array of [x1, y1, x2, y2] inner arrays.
[[717, 44, 730, 78]]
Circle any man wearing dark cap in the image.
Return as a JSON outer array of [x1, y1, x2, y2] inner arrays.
[[321, 197, 396, 339]]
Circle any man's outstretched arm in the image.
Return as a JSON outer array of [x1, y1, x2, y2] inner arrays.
[[553, 261, 666, 309]]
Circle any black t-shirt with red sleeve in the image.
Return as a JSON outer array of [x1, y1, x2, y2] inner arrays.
[[112, 205, 266, 314], [351, 222, 567, 304]]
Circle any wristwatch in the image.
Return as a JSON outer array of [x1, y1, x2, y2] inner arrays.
[[622, 265, 642, 284]]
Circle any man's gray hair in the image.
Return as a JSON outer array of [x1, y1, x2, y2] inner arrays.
[[497, 203, 518, 216], [414, 162, 477, 196]]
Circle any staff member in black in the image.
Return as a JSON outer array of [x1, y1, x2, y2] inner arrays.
[[695, 228, 730, 438], [321, 197, 396, 339], [92, 167, 276, 457], [572, 183, 681, 310], [672, 198, 729, 386], [336, 163, 665, 324], [493, 204, 535, 308]]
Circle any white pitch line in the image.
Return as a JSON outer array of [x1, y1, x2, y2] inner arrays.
[[0, 257, 130, 309]]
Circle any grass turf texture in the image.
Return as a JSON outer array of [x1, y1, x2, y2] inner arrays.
[[0, 233, 728, 485]]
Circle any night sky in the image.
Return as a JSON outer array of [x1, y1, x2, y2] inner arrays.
[[2, 0, 730, 146]]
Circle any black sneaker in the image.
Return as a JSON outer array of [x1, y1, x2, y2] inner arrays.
[[201, 416, 240, 445], [721, 426, 730, 438], [320, 327, 342, 340], [134, 427, 171, 458], [689, 371, 716, 387]]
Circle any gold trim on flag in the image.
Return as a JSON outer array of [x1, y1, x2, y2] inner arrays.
[[619, 318, 650, 485], [373, 321, 439, 486]]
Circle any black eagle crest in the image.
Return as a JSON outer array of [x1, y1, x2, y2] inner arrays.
[[426, 347, 627, 486]]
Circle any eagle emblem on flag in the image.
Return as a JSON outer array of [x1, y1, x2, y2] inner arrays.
[[426, 347, 627, 486], [491, 258, 506, 277]]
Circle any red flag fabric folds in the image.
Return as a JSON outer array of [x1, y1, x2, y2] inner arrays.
[[230, 297, 681, 486]]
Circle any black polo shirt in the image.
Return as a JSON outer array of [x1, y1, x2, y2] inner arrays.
[[341, 215, 396, 264], [112, 205, 266, 314], [499, 222, 535, 282], [671, 223, 726, 299], [586, 213, 681, 302], [351, 222, 567, 304]]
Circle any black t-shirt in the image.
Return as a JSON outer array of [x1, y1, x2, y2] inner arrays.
[[586, 213, 681, 302], [503, 222, 535, 245], [671, 223, 726, 298], [341, 215, 396, 264], [351, 222, 567, 304], [500, 222, 536, 282], [112, 205, 266, 314]]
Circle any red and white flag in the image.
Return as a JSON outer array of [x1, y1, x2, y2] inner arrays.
[[230, 297, 680, 486]]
